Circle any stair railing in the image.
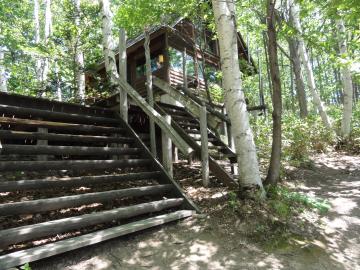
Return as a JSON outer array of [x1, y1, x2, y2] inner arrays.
[[115, 77, 194, 158]]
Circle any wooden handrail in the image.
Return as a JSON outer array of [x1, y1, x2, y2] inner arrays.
[[115, 77, 194, 157], [153, 76, 224, 130]]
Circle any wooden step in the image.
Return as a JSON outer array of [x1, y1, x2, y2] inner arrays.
[[0, 130, 134, 144], [178, 121, 200, 128], [0, 171, 162, 192], [0, 159, 152, 172], [208, 145, 227, 150], [192, 137, 218, 142], [0, 117, 125, 134], [157, 102, 186, 112], [0, 104, 119, 125], [0, 145, 142, 156], [0, 210, 193, 269], [171, 115, 197, 123], [0, 199, 185, 250], [0, 184, 173, 216], [185, 129, 201, 134]]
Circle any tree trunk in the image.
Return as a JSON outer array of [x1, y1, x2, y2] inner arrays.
[[99, 0, 118, 85], [74, 0, 85, 102], [288, 38, 308, 117], [119, 28, 128, 122], [0, 49, 7, 92], [337, 19, 353, 138], [212, 0, 264, 193], [54, 60, 62, 101], [289, 0, 332, 129], [42, 0, 52, 86], [144, 28, 157, 157], [33, 0, 42, 83], [265, 0, 282, 185]]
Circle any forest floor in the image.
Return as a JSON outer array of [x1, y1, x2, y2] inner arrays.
[[31, 152, 360, 270]]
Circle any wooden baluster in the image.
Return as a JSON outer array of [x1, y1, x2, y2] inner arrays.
[[200, 104, 209, 187], [162, 115, 173, 177]]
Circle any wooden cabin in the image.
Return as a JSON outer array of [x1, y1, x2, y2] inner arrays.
[[86, 18, 255, 106]]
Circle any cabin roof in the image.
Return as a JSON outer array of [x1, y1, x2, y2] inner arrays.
[[92, 18, 256, 73]]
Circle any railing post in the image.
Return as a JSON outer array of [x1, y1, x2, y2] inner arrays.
[[162, 115, 173, 177], [182, 48, 188, 91], [37, 127, 48, 161], [200, 104, 209, 187]]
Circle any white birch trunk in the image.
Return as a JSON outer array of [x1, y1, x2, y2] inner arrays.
[[54, 60, 62, 101], [74, 0, 85, 102], [144, 28, 157, 157], [42, 0, 52, 84], [119, 28, 128, 122], [289, 1, 332, 129], [34, 0, 42, 83], [0, 49, 7, 92], [336, 19, 353, 137], [212, 0, 264, 191], [99, 0, 118, 85]]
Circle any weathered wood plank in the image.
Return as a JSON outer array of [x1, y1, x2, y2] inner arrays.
[[0, 159, 151, 172], [0, 117, 125, 134], [153, 76, 222, 130], [0, 184, 173, 216], [0, 210, 194, 269], [0, 104, 119, 125], [115, 77, 194, 156], [0, 171, 161, 192], [0, 198, 184, 249], [0, 145, 142, 156], [0, 130, 134, 144], [200, 105, 209, 187]]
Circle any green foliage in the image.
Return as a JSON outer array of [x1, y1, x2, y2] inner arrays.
[[252, 113, 335, 165], [267, 185, 330, 214], [227, 191, 239, 211], [23, 263, 32, 270]]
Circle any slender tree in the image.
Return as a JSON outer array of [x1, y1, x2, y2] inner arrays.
[[265, 0, 282, 185], [74, 0, 86, 102], [144, 28, 157, 156], [33, 0, 42, 83], [336, 18, 353, 137], [288, 38, 308, 117], [0, 48, 7, 92], [212, 0, 264, 193], [289, 0, 332, 129], [99, 0, 118, 84], [118, 28, 128, 122]]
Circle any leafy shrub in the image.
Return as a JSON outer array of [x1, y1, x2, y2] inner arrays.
[[267, 185, 330, 215]]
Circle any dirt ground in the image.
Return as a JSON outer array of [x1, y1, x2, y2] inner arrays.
[[30, 152, 360, 270]]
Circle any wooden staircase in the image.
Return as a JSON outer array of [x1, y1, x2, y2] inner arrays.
[[0, 92, 197, 269], [155, 102, 239, 189]]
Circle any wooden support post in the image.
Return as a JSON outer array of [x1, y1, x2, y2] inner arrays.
[[162, 115, 173, 178], [173, 146, 178, 163], [200, 104, 209, 187], [182, 48, 188, 91], [145, 28, 157, 157], [37, 127, 48, 161]]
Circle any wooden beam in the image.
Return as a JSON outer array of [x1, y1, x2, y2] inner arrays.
[[0, 199, 184, 249], [0, 159, 151, 172], [0, 130, 134, 144], [0, 184, 173, 216], [0, 145, 141, 156], [161, 115, 173, 177], [0, 210, 193, 270], [153, 77, 222, 130], [0, 171, 162, 192], [0, 117, 125, 134], [0, 104, 119, 125], [114, 77, 193, 157]]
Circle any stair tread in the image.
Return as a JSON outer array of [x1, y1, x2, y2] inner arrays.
[[0, 184, 173, 216], [0, 171, 162, 192], [0, 208, 192, 269]]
